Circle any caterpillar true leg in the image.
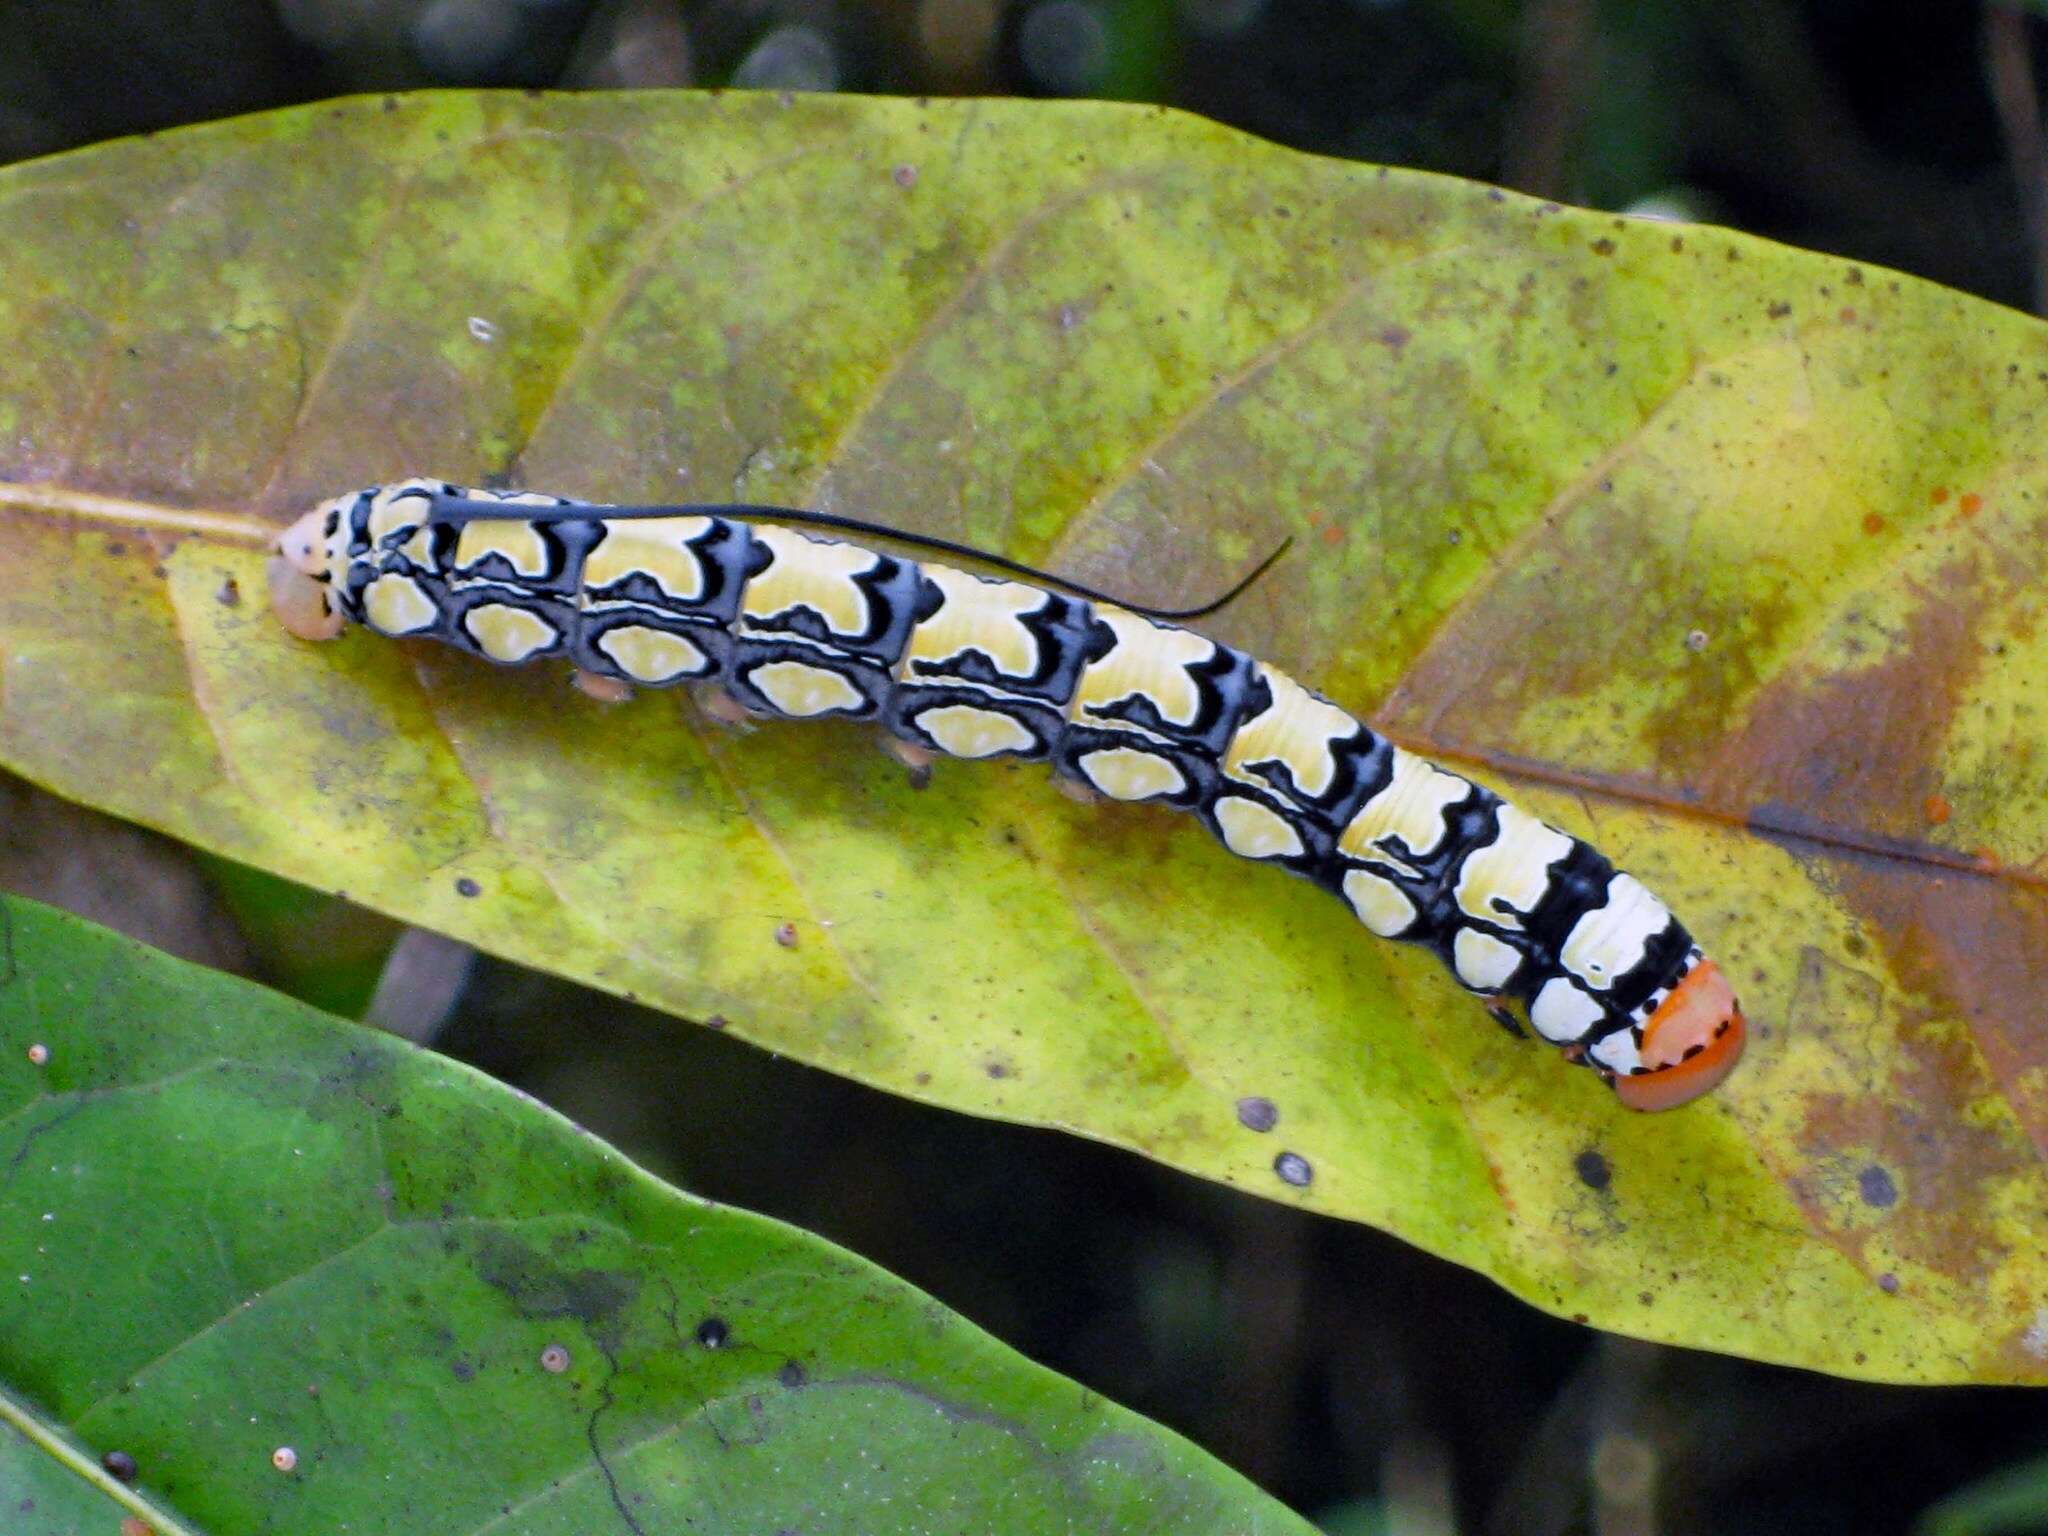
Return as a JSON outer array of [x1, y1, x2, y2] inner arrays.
[[574, 669, 635, 704], [695, 686, 757, 732], [274, 481, 1746, 1111], [880, 735, 937, 789]]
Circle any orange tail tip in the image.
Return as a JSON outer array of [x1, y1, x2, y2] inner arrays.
[[1611, 958, 1747, 1112]]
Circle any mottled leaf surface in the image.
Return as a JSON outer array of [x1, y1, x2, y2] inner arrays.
[[0, 92, 2044, 1382], [0, 896, 1307, 1534]]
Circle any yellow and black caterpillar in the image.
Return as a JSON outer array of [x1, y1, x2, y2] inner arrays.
[[273, 479, 1745, 1110]]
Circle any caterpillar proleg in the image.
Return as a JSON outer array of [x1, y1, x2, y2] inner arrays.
[[273, 479, 1745, 1111]]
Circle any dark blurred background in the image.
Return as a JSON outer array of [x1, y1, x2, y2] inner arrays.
[[6, 3, 2048, 1531]]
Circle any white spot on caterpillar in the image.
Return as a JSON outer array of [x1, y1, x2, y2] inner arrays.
[[1223, 664, 1357, 801], [1452, 928, 1522, 991], [1453, 804, 1574, 932], [1587, 1028, 1644, 1076], [1077, 746, 1185, 801], [1530, 977, 1605, 1043], [1561, 875, 1672, 990], [748, 660, 866, 717], [1339, 748, 1470, 873], [916, 703, 1036, 759], [364, 573, 439, 636], [1213, 796, 1305, 861], [1341, 869, 1416, 938], [463, 603, 560, 664]]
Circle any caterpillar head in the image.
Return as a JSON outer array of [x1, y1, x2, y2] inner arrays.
[[1609, 957, 1746, 1111], [268, 497, 353, 641]]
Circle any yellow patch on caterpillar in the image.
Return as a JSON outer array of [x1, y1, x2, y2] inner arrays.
[[1341, 869, 1417, 937], [585, 517, 717, 599], [463, 603, 559, 663], [747, 659, 866, 717], [455, 520, 551, 577], [1223, 664, 1356, 800], [904, 566, 1052, 681], [744, 526, 883, 638], [364, 573, 439, 636], [1070, 609, 1218, 731], [1077, 745, 1186, 801], [1339, 748, 1469, 873], [1212, 795, 1306, 860], [916, 703, 1037, 759], [596, 624, 710, 683]]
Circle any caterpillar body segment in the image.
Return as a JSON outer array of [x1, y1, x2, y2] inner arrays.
[[274, 480, 1745, 1110]]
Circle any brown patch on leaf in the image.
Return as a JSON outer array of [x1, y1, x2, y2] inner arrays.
[[1698, 555, 1990, 848], [1769, 849, 2047, 1356]]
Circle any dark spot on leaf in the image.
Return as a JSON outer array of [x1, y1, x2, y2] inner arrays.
[[475, 1230, 637, 1336], [455, 877, 481, 898], [705, 1014, 727, 1030], [1378, 324, 1411, 351], [216, 575, 240, 607], [102, 1450, 138, 1482], [105, 541, 126, 557], [1858, 1164, 1898, 1208], [1273, 1151, 1312, 1187], [892, 163, 918, 188], [774, 921, 799, 948], [1878, 1272, 1900, 1294], [451, 1357, 475, 1381], [778, 1359, 807, 1389], [984, 1059, 1009, 1079], [696, 1316, 730, 1349], [1574, 1150, 1612, 1191], [1768, 300, 1792, 318], [1591, 237, 1615, 256], [1235, 1096, 1278, 1133]]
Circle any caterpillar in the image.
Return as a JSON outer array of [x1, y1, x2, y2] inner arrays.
[[271, 479, 1745, 1110]]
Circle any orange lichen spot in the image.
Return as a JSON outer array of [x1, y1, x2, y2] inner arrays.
[[1319, 522, 1345, 546], [1959, 492, 1983, 516], [1931, 486, 1950, 505], [1861, 511, 1887, 536], [1924, 794, 1952, 825], [1612, 959, 1746, 1112], [1839, 307, 1858, 324]]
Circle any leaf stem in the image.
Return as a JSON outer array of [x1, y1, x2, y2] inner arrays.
[[0, 1379, 205, 1536], [0, 481, 275, 548]]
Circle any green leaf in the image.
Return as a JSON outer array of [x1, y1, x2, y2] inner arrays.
[[0, 91, 2044, 1383], [0, 894, 1309, 1534], [1919, 1450, 2048, 1536]]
